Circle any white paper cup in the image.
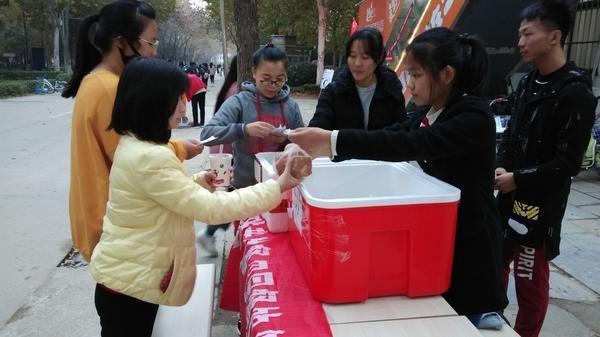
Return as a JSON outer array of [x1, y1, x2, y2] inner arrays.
[[209, 153, 233, 188]]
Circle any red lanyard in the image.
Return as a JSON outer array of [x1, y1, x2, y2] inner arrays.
[[255, 93, 287, 153]]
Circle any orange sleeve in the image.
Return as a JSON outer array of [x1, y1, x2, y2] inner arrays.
[[94, 83, 119, 163], [168, 140, 187, 162]]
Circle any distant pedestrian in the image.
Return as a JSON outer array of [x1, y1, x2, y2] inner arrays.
[[186, 73, 207, 127], [209, 62, 216, 84], [199, 63, 209, 86], [185, 61, 198, 76], [496, 1, 596, 336]]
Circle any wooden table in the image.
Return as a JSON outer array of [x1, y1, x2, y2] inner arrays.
[[324, 296, 518, 337], [323, 295, 456, 324], [330, 316, 483, 337]]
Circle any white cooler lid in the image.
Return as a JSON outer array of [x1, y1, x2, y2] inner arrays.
[[298, 161, 461, 209]]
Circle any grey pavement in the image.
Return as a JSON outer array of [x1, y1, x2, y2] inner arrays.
[[1, 79, 599, 336]]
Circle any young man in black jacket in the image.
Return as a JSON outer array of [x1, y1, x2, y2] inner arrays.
[[495, 1, 597, 336]]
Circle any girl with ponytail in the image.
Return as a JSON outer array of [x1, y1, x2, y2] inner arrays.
[[289, 27, 508, 321], [62, 0, 159, 98], [65, 0, 202, 266]]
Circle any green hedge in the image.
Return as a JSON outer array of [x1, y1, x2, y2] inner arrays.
[[292, 83, 320, 96], [0, 80, 35, 98], [287, 63, 317, 87], [0, 70, 69, 81]]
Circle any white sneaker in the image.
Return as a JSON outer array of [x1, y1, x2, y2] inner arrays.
[[197, 230, 218, 257]]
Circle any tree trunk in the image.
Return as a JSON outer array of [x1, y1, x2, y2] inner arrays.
[[182, 38, 189, 62], [61, 6, 72, 74], [233, 0, 259, 86], [53, 23, 60, 71], [166, 30, 177, 61], [332, 49, 336, 68], [21, 8, 29, 69], [316, 0, 327, 85], [46, 0, 61, 71], [331, 19, 338, 68], [219, 0, 228, 76]]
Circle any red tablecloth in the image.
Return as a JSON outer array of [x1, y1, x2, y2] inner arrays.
[[220, 215, 333, 337]]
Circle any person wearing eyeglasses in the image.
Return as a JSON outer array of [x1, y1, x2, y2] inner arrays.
[[199, 45, 304, 252]]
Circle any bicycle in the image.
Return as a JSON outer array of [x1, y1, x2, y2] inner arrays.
[[53, 79, 67, 92], [33, 76, 67, 95], [34, 77, 54, 94]]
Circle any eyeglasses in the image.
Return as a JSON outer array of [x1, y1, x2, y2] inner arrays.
[[139, 38, 159, 50], [258, 78, 286, 87]]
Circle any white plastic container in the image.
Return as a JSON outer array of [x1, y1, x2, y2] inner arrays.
[[254, 152, 280, 183], [262, 211, 288, 233], [254, 152, 291, 233]]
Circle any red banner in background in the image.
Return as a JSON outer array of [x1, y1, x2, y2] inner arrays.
[[383, 0, 405, 43], [395, 0, 468, 99], [358, 0, 386, 33], [357, 0, 405, 44], [350, 17, 359, 36], [359, 0, 469, 100]]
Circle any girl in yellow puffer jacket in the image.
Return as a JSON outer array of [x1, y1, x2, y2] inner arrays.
[[90, 57, 303, 337]]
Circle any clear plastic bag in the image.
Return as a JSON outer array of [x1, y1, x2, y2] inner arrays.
[[274, 144, 312, 179]]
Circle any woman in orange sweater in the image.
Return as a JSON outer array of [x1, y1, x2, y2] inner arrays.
[[62, 0, 202, 262]]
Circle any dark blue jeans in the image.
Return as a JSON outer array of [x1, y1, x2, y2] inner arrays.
[[467, 313, 483, 327]]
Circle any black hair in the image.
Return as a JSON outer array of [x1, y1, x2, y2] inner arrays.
[[108, 57, 189, 144], [215, 56, 238, 112], [520, 0, 576, 45], [345, 27, 386, 65], [252, 44, 288, 70], [406, 27, 489, 98], [62, 0, 156, 98]]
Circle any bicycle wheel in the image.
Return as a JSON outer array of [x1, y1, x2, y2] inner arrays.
[[34, 78, 47, 94], [54, 80, 66, 92]]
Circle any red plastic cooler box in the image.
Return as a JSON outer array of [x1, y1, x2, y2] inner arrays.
[[287, 160, 461, 304]]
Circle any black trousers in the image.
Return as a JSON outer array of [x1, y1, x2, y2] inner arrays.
[[191, 92, 206, 126], [209, 75, 215, 83], [206, 222, 231, 236], [95, 284, 159, 337]]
